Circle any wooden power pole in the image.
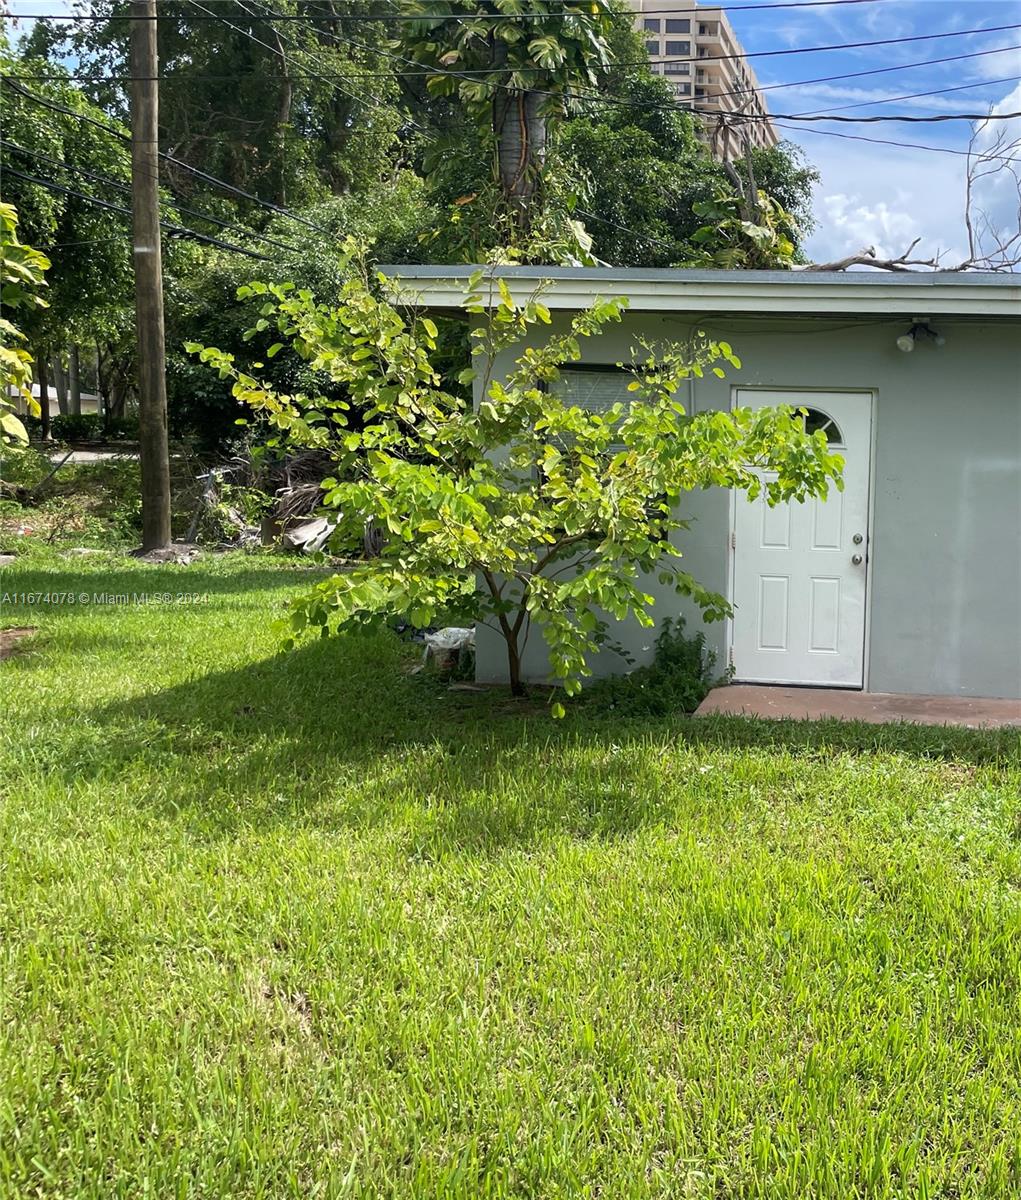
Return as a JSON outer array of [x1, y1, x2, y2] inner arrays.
[[130, 0, 172, 550]]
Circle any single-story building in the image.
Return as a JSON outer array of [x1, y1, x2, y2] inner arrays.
[[384, 267, 1021, 701]]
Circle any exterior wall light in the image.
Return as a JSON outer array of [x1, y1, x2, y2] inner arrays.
[[897, 321, 945, 352]]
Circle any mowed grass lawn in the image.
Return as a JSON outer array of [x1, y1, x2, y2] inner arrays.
[[3, 550, 1021, 1199]]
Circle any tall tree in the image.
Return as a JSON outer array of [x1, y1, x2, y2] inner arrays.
[[404, 0, 619, 230], [26, 0, 407, 212], [556, 30, 819, 269], [0, 49, 136, 370]]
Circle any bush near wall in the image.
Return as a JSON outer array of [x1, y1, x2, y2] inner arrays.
[[24, 413, 135, 443]]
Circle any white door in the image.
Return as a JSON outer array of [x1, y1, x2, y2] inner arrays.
[[731, 390, 872, 687]]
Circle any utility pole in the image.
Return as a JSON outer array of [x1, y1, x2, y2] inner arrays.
[[130, 0, 171, 550]]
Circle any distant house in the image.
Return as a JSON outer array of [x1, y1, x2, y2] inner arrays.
[[384, 266, 1021, 701]]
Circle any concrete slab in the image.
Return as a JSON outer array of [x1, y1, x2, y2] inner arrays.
[[695, 685, 1021, 729]]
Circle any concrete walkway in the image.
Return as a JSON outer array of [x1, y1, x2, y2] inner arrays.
[[696, 684, 1021, 729], [47, 448, 138, 465]]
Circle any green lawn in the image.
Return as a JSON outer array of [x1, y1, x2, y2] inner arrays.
[[3, 549, 1021, 1198]]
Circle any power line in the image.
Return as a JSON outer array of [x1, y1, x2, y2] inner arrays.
[[13, 36, 1019, 131], [13, 7, 1021, 69], [709, 108, 1021, 124], [197, 0, 425, 131], [264, 19, 1021, 125], [1, 76, 334, 234], [10, 36, 1021, 105], [185, 0, 401, 126], [1, 137, 305, 253], [794, 74, 1021, 118], [773, 121, 1021, 165], [709, 39, 1021, 107], [1, 0, 910, 20], [574, 206, 679, 252], [1, 165, 272, 258]]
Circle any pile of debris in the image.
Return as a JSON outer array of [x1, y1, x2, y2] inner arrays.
[[184, 448, 351, 554]]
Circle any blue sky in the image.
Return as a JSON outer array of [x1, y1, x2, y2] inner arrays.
[[728, 0, 1021, 263], [6, 0, 1021, 264]]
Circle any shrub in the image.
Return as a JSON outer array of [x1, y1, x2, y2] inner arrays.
[[23, 413, 135, 443], [51, 413, 135, 442], [582, 618, 717, 717]]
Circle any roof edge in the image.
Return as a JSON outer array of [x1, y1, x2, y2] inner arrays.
[[379, 265, 1021, 318]]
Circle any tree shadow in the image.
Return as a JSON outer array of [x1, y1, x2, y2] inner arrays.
[[84, 631, 1021, 858]]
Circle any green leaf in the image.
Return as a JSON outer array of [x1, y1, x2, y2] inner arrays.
[[0, 411, 28, 443]]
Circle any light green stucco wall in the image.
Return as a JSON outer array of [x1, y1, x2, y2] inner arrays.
[[474, 310, 1021, 699]]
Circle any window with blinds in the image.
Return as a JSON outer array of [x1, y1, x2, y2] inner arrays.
[[546, 369, 632, 454], [550, 369, 631, 418]]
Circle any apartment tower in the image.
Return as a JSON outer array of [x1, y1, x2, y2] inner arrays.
[[628, 1, 779, 156]]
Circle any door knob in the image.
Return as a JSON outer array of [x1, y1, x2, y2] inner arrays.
[[851, 553, 863, 565]]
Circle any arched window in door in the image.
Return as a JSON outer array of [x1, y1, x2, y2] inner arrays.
[[802, 407, 844, 446]]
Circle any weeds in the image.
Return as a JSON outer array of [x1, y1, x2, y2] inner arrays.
[[582, 617, 719, 716]]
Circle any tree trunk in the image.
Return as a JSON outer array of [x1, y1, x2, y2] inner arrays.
[[506, 633, 526, 698], [53, 357, 69, 416], [95, 340, 107, 412], [36, 354, 50, 442], [68, 344, 82, 416], [270, 27, 293, 206], [493, 86, 547, 227], [108, 373, 127, 422]]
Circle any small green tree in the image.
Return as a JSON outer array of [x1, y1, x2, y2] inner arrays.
[[0, 202, 50, 448], [192, 248, 843, 707]]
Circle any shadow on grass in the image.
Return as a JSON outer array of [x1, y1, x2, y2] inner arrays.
[[80, 628, 1021, 855]]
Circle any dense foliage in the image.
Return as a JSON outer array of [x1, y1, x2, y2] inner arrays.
[[3, 5, 820, 453], [0, 203, 49, 447], [582, 617, 718, 716]]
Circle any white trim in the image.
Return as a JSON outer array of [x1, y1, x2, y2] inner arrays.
[[384, 270, 1021, 319], [726, 386, 876, 689], [862, 389, 880, 693]]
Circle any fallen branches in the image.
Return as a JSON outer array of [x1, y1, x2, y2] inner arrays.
[[803, 118, 1021, 273]]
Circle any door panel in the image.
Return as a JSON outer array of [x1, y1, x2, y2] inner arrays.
[[731, 390, 872, 687], [758, 576, 790, 650]]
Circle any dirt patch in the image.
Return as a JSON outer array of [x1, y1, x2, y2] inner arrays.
[[0, 627, 38, 660], [252, 974, 314, 1039]]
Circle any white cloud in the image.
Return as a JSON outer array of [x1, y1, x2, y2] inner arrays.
[[793, 74, 1021, 268], [795, 135, 970, 266], [777, 81, 999, 114], [971, 43, 1021, 80], [820, 194, 923, 260]]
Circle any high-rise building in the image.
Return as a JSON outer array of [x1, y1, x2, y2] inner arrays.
[[628, 1, 779, 156]]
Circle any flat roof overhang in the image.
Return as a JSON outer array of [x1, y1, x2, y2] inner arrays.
[[380, 265, 1021, 319]]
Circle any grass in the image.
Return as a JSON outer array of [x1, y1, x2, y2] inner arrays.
[[3, 546, 1021, 1198]]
